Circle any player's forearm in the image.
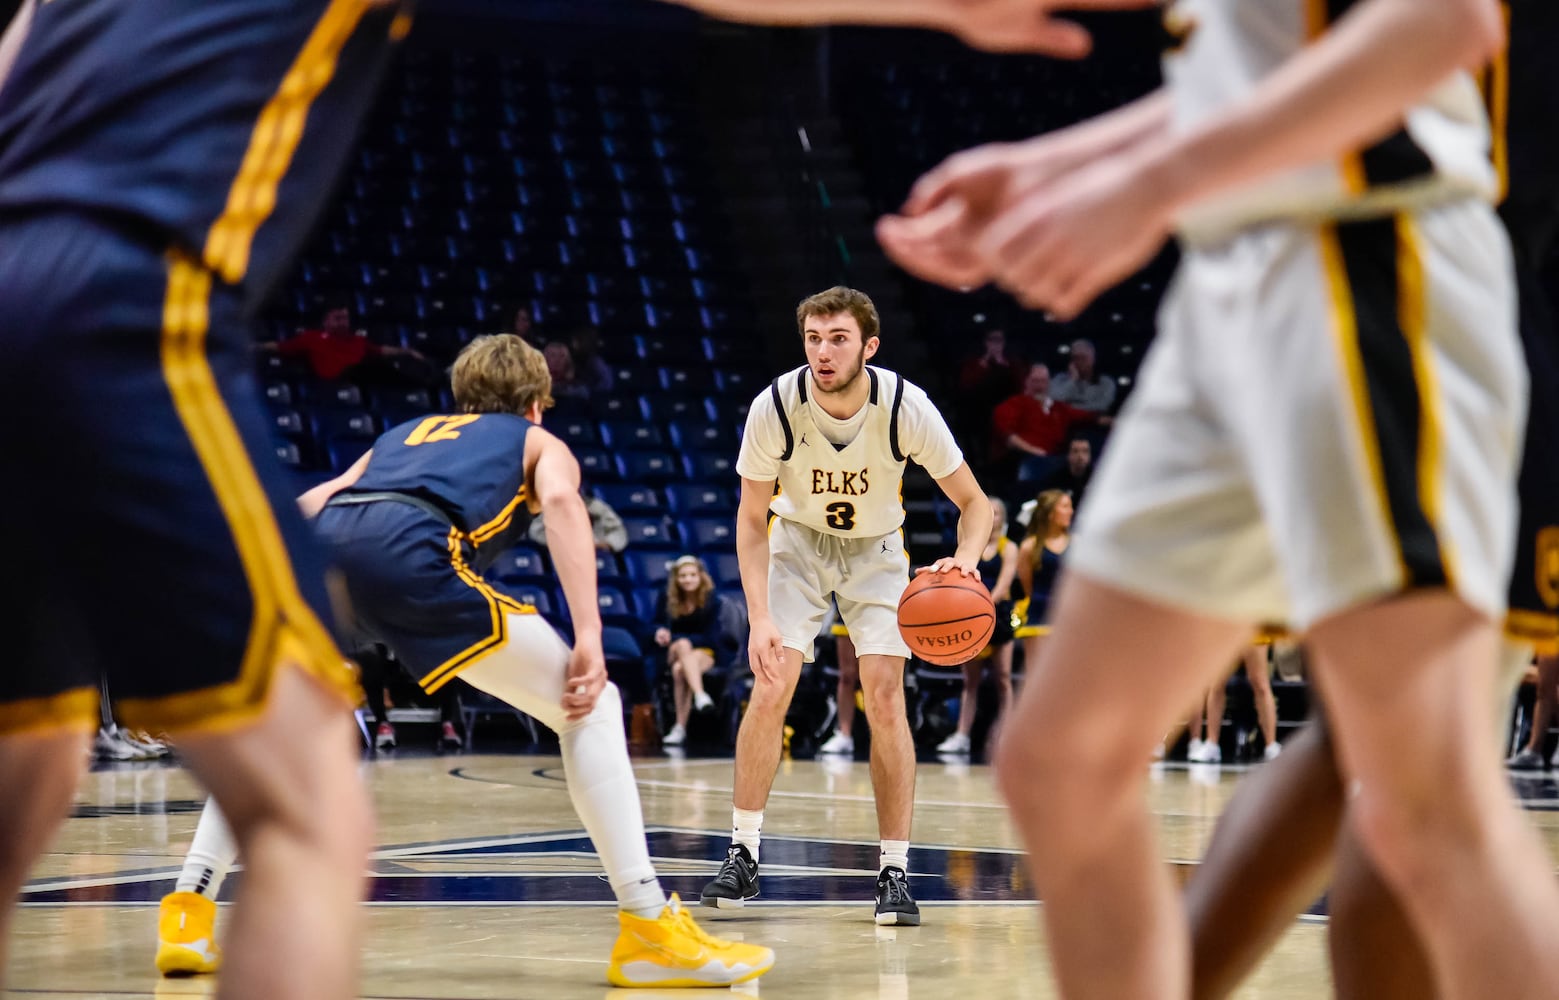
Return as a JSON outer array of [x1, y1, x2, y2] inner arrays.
[[543, 495, 602, 636], [1025, 88, 1172, 170], [954, 503, 994, 566], [1142, 0, 1503, 219], [735, 515, 773, 623], [657, 0, 945, 29]]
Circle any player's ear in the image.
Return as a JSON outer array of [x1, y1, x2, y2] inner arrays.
[[863, 335, 879, 361], [525, 401, 543, 423]]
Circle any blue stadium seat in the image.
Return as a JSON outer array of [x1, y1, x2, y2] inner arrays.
[[617, 451, 681, 483], [597, 585, 633, 619], [551, 415, 599, 448], [640, 391, 711, 420], [682, 516, 735, 552], [492, 544, 549, 581], [574, 446, 618, 481], [713, 368, 761, 397], [683, 450, 734, 481], [593, 483, 661, 514], [631, 586, 662, 621], [275, 441, 305, 468], [710, 552, 743, 589], [263, 380, 294, 407], [623, 550, 673, 586], [270, 408, 307, 439], [596, 550, 628, 588], [599, 420, 665, 450], [621, 516, 679, 549], [500, 582, 557, 619], [602, 625, 643, 663], [667, 419, 735, 452], [664, 483, 734, 514], [592, 393, 650, 420], [324, 438, 367, 472], [314, 409, 379, 441], [658, 366, 715, 395]]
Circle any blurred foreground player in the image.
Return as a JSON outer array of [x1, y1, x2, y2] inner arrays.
[[880, 1, 1559, 997], [0, 2, 418, 998]]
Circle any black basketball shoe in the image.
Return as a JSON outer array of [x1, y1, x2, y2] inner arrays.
[[874, 866, 921, 926], [700, 844, 760, 908]]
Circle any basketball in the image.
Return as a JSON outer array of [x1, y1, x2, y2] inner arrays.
[[897, 571, 996, 666]]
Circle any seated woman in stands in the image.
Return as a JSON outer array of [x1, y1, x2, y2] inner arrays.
[[654, 555, 729, 746], [1015, 488, 1073, 676], [937, 496, 1020, 756]]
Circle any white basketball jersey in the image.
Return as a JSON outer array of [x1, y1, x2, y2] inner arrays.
[[1166, 0, 1496, 243], [736, 365, 963, 538]]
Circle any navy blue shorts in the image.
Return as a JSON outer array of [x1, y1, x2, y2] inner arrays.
[[315, 499, 539, 694], [0, 213, 351, 735]]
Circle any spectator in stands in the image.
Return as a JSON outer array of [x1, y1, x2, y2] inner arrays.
[[990, 364, 1104, 492], [1507, 654, 1558, 770], [1015, 489, 1072, 673], [1049, 338, 1117, 414], [937, 496, 1020, 756], [512, 307, 544, 349], [956, 328, 1027, 464], [1038, 437, 1094, 509], [358, 644, 463, 753], [528, 490, 628, 553], [544, 341, 593, 401], [1186, 646, 1283, 764], [654, 556, 733, 747], [570, 326, 615, 394], [818, 613, 860, 756], [258, 303, 430, 382]]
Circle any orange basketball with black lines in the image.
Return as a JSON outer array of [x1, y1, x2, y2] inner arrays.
[[897, 571, 996, 666]]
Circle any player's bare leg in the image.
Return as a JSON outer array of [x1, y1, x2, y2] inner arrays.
[[857, 654, 915, 841], [731, 647, 805, 811], [996, 574, 1249, 999], [0, 727, 92, 987], [1243, 646, 1281, 753], [173, 664, 372, 1000], [1187, 718, 1343, 1000], [1310, 592, 1559, 999]]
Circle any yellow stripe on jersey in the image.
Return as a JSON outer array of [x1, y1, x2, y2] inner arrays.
[[1395, 215, 1456, 589], [0, 687, 99, 737], [419, 527, 536, 694], [470, 486, 529, 545], [202, 0, 372, 283], [120, 252, 352, 733]]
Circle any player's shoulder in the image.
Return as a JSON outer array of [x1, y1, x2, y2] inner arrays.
[[868, 366, 935, 411], [749, 365, 809, 411]]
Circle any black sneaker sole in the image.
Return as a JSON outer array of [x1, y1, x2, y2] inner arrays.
[[875, 909, 921, 926]]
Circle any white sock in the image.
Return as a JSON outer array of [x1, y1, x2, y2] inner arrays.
[[175, 798, 239, 898], [733, 807, 764, 862], [459, 639, 667, 920], [880, 840, 910, 875]]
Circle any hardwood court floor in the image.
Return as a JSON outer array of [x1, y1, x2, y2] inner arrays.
[[13, 750, 1559, 998]]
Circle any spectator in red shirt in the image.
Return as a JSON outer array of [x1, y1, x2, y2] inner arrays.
[[260, 305, 428, 382], [991, 364, 1100, 459]]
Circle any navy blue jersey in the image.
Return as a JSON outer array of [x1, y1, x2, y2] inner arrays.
[[343, 413, 535, 569], [1501, 0, 1559, 211], [0, 0, 410, 306]]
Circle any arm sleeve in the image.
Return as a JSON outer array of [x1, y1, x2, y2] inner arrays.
[[652, 591, 671, 630], [734, 388, 784, 481], [898, 380, 964, 480]]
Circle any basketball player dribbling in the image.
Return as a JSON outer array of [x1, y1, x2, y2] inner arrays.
[[878, 0, 1559, 996], [700, 287, 993, 925]]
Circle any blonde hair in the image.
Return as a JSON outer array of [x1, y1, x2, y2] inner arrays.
[[1021, 489, 1071, 574], [451, 334, 554, 415], [796, 286, 880, 343], [665, 554, 715, 619]]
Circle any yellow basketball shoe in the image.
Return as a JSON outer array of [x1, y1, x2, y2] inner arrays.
[[155, 891, 222, 976], [607, 893, 775, 988]]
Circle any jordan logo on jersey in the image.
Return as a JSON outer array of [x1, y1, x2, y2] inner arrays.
[[811, 468, 870, 496]]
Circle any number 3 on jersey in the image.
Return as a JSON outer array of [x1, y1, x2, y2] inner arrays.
[[405, 414, 478, 445], [825, 501, 856, 531]]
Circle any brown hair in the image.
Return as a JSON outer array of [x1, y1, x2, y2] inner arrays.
[[665, 554, 715, 619], [451, 334, 554, 415], [796, 286, 880, 343]]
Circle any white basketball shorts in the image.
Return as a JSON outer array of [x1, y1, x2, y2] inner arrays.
[[1070, 199, 1526, 630], [768, 516, 912, 661]]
